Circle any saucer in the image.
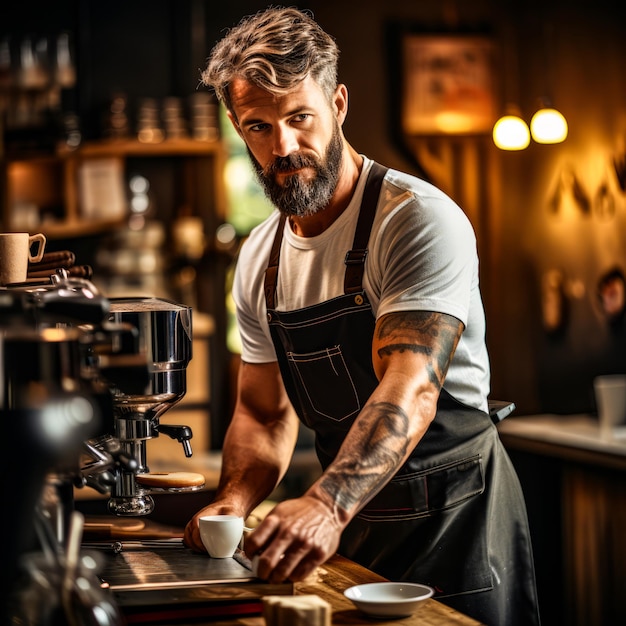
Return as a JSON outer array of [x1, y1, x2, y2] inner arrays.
[[344, 581, 434, 618]]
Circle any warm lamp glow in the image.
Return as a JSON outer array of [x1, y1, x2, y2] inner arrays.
[[530, 107, 568, 144], [434, 111, 477, 134], [492, 114, 530, 150]]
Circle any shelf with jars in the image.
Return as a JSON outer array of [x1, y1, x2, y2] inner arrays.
[[2, 136, 227, 239]]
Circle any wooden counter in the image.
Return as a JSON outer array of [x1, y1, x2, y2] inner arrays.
[[241, 555, 480, 626], [84, 518, 480, 625], [497, 414, 626, 626], [131, 554, 481, 626]]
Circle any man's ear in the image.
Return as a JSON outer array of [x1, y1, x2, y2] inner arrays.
[[333, 84, 349, 125]]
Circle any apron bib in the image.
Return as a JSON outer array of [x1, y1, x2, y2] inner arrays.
[[263, 162, 539, 626]]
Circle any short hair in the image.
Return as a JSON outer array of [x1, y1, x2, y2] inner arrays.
[[201, 7, 339, 112]]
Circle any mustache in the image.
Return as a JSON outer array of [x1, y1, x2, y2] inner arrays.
[[264, 153, 319, 176]]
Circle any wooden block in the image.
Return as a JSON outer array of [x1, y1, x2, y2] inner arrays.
[[262, 594, 331, 626]]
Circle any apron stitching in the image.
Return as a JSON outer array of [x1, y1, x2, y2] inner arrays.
[[268, 304, 370, 329], [389, 453, 482, 481], [286, 346, 341, 360], [356, 489, 485, 520], [290, 350, 361, 421], [327, 347, 339, 376]]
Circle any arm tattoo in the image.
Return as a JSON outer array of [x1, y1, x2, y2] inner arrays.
[[376, 311, 461, 390], [319, 401, 409, 511]]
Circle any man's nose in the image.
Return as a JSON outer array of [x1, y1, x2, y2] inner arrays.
[[272, 124, 299, 157]]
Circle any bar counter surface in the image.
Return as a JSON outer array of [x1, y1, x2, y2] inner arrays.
[[78, 455, 483, 625], [84, 516, 481, 625], [199, 554, 482, 626], [496, 413, 626, 468], [90, 539, 480, 625]]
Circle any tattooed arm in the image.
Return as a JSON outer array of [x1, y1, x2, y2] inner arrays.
[[245, 310, 463, 582], [316, 310, 462, 510]]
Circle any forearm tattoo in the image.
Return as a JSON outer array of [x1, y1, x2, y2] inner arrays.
[[376, 311, 461, 390], [319, 401, 410, 511]]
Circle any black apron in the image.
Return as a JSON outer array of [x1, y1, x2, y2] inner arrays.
[[264, 163, 540, 626]]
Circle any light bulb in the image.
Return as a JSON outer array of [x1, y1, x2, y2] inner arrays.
[[492, 114, 530, 150], [530, 108, 568, 144]]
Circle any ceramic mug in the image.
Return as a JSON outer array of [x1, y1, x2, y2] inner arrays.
[[199, 515, 247, 559], [0, 232, 47, 286], [594, 374, 626, 438]]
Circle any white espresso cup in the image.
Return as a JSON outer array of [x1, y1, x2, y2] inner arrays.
[[0, 232, 47, 286], [199, 514, 245, 559]]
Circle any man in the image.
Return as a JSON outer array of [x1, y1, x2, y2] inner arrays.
[[184, 7, 540, 625]]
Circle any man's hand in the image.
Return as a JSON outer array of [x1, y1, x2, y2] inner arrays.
[[244, 495, 345, 583]]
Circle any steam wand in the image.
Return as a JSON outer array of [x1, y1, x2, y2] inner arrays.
[[157, 424, 194, 457]]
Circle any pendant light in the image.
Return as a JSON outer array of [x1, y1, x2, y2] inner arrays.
[[530, 23, 568, 145], [492, 21, 529, 151], [492, 18, 569, 150], [493, 105, 530, 150], [530, 100, 568, 144]]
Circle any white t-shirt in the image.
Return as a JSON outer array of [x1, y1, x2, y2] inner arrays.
[[233, 157, 490, 412]]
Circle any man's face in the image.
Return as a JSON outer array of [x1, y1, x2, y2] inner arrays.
[[228, 75, 345, 217]]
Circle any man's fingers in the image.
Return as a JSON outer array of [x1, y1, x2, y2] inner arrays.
[[246, 526, 323, 582]]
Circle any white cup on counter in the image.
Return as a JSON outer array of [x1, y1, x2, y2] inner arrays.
[[594, 374, 626, 438], [0, 232, 47, 286], [199, 514, 247, 559]]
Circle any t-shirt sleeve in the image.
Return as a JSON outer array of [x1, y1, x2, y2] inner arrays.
[[232, 236, 278, 363], [368, 190, 477, 327]]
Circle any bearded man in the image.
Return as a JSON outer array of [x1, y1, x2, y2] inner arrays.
[[184, 8, 540, 626]]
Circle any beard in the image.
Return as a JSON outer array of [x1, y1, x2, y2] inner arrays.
[[248, 123, 343, 217]]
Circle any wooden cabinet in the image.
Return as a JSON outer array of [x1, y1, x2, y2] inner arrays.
[[498, 415, 626, 626]]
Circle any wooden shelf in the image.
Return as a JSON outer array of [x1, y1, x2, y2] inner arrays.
[[4, 138, 222, 162], [3, 136, 226, 237], [61, 138, 222, 158], [39, 217, 128, 239]]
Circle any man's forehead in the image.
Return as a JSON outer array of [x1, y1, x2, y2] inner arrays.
[[229, 75, 325, 114], [229, 77, 281, 109]]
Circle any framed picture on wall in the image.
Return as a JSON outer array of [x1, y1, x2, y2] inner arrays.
[[402, 34, 497, 135]]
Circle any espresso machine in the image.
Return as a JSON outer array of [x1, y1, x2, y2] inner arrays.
[[0, 271, 204, 623]]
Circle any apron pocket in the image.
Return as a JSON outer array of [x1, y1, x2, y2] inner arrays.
[[359, 454, 485, 519], [286, 346, 361, 421]]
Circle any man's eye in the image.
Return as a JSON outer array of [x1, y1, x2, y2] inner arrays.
[[294, 114, 309, 122], [249, 123, 269, 132]]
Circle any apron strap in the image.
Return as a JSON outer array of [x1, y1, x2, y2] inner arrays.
[[264, 212, 287, 311], [344, 162, 388, 294], [264, 162, 389, 309]]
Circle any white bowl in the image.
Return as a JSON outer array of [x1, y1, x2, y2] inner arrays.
[[344, 582, 434, 618]]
